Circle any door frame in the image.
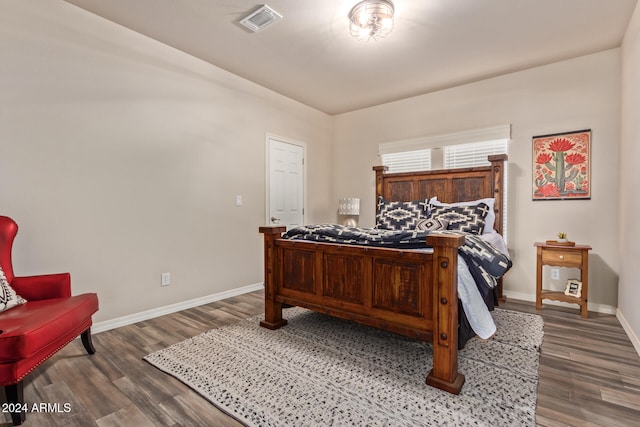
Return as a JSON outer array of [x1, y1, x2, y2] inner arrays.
[[265, 133, 307, 227]]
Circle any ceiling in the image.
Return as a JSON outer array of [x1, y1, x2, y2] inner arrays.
[[64, 0, 637, 115]]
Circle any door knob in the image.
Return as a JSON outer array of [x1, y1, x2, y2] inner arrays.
[[271, 217, 280, 223]]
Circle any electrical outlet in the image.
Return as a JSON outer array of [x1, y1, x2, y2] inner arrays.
[[235, 195, 242, 206], [161, 272, 171, 286], [550, 268, 560, 280]]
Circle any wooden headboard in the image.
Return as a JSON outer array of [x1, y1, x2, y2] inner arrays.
[[373, 154, 508, 235]]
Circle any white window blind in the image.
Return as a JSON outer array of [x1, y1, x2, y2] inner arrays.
[[443, 139, 508, 169], [381, 148, 431, 173], [379, 125, 510, 172]]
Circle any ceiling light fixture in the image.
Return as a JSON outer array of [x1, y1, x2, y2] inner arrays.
[[348, 0, 395, 40]]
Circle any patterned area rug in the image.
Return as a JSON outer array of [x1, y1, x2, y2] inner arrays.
[[144, 308, 543, 426]]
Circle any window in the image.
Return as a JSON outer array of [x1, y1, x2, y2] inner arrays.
[[379, 125, 510, 172], [444, 139, 508, 169], [381, 148, 431, 173]]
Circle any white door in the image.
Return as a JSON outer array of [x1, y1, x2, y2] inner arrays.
[[268, 137, 304, 230]]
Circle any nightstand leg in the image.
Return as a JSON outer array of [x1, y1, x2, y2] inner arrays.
[[581, 250, 589, 318], [536, 247, 543, 310]]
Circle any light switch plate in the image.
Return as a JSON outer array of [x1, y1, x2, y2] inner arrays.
[[161, 272, 171, 286]]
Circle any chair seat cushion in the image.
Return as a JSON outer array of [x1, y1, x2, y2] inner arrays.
[[0, 293, 98, 361]]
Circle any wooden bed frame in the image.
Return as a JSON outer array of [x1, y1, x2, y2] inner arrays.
[[259, 154, 507, 394]]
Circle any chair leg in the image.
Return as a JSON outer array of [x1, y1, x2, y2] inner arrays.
[[3, 331, 94, 425], [81, 328, 96, 355], [5, 382, 26, 426]]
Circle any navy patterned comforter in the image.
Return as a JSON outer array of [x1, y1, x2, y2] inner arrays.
[[283, 224, 512, 293], [283, 224, 430, 248]]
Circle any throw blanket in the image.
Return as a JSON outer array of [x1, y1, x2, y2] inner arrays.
[[283, 224, 431, 248], [283, 224, 512, 295]]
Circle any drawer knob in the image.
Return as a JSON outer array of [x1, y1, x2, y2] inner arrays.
[[559, 255, 564, 259]]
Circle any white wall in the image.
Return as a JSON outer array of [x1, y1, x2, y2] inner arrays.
[[619, 3, 640, 350], [334, 50, 621, 310], [0, 1, 333, 323]]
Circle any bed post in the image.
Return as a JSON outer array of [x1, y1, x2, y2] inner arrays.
[[489, 154, 508, 302], [259, 226, 288, 330], [372, 165, 388, 210], [425, 232, 466, 395], [488, 154, 507, 235]]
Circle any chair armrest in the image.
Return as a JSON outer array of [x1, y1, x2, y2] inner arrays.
[[11, 273, 71, 301]]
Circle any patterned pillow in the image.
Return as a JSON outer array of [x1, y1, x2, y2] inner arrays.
[[429, 202, 490, 235], [375, 197, 429, 231], [0, 266, 26, 313], [414, 217, 449, 232], [430, 198, 497, 234]]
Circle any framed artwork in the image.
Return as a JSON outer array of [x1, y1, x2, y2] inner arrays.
[[532, 129, 591, 200], [564, 279, 582, 298]]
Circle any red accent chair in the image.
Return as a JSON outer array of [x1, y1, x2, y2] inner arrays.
[[0, 216, 98, 425]]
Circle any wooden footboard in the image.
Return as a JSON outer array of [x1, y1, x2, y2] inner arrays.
[[259, 226, 466, 394]]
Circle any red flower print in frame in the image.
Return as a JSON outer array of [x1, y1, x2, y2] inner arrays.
[[532, 129, 590, 200]]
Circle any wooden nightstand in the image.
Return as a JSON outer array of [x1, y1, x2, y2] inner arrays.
[[535, 242, 592, 318]]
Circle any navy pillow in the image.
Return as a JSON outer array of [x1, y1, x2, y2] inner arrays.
[[375, 197, 429, 231], [429, 202, 490, 235]]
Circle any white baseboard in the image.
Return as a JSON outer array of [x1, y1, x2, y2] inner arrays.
[[616, 309, 640, 357], [91, 282, 264, 334], [503, 290, 617, 315]]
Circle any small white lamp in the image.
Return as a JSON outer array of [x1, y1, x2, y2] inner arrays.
[[338, 197, 360, 227]]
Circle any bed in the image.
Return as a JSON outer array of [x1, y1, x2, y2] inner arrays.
[[258, 154, 508, 394]]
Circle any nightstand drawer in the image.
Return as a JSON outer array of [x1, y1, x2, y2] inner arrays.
[[541, 249, 582, 267]]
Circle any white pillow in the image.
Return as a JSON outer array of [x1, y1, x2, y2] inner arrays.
[[429, 197, 497, 234], [0, 266, 26, 313]]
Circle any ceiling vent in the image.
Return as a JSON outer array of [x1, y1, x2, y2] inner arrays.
[[239, 5, 283, 32]]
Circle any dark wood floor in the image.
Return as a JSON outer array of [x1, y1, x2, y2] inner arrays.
[[2, 291, 640, 426]]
